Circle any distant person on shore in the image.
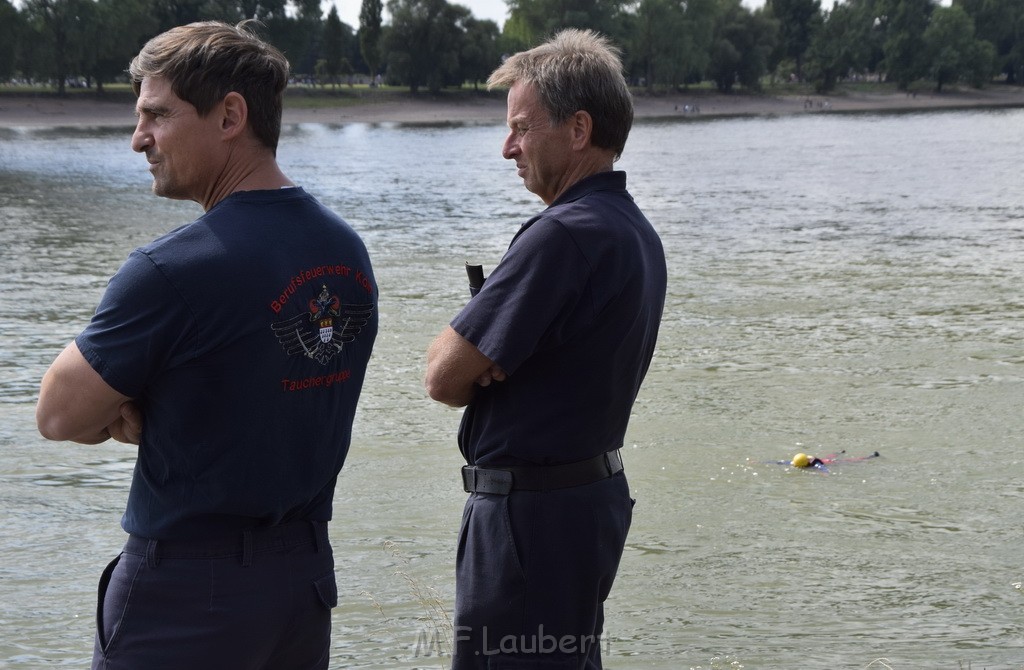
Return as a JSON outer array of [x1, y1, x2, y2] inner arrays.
[[35, 20, 377, 669], [425, 29, 667, 668]]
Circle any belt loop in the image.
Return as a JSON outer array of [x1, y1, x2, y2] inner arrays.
[[145, 539, 160, 568], [311, 521, 324, 554], [241, 530, 253, 567]]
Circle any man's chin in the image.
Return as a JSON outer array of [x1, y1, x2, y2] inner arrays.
[[151, 182, 188, 201]]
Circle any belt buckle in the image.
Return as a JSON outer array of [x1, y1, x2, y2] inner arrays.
[[461, 465, 476, 493], [605, 449, 623, 475], [461, 465, 514, 495]]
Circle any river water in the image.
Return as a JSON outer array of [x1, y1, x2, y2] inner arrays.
[[1, 107, 1022, 669]]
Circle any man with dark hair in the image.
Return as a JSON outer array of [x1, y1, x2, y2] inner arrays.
[[426, 29, 666, 669], [36, 21, 377, 669]]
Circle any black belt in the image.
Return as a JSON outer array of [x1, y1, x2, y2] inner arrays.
[[123, 520, 327, 566], [461, 449, 623, 495]]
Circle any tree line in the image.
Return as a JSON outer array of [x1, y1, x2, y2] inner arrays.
[[0, 0, 1021, 97]]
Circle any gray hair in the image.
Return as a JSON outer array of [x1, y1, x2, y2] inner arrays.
[[488, 29, 633, 159]]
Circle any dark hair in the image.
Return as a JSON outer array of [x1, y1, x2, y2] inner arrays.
[[129, 20, 289, 152], [487, 29, 634, 160]]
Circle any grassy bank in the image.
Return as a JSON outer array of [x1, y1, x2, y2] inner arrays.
[[5, 79, 1021, 106]]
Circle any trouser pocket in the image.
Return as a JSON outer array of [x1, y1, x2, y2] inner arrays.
[[94, 554, 121, 652], [313, 571, 338, 609], [94, 551, 144, 656]]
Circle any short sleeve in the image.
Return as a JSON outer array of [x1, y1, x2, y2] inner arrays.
[[451, 217, 593, 374], [76, 250, 196, 397]]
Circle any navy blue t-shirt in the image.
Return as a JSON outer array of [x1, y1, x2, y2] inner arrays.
[[451, 171, 666, 467], [76, 188, 377, 539]]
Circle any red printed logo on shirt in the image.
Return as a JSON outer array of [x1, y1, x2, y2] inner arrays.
[[271, 283, 373, 365]]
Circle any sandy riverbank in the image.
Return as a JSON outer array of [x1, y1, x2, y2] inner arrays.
[[2, 86, 1023, 128]]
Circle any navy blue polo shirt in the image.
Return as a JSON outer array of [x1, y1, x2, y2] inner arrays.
[[451, 171, 666, 467], [76, 188, 378, 539]]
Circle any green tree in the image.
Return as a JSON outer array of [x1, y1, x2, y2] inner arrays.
[[268, 0, 324, 76], [626, 0, 715, 90], [359, 0, 384, 79], [82, 0, 158, 92], [882, 0, 935, 90], [322, 4, 347, 86], [14, 14, 49, 82], [193, 0, 288, 22], [923, 4, 994, 90], [631, 0, 687, 90], [805, 0, 873, 91], [859, 0, 889, 73], [766, 0, 822, 80], [23, 0, 93, 94], [499, 9, 532, 50], [385, 0, 467, 93], [152, 0, 206, 31], [237, 0, 288, 20], [460, 16, 501, 88], [681, 0, 718, 84], [0, 0, 25, 81], [505, 0, 627, 46], [260, 0, 323, 76], [1001, 2, 1022, 84], [292, 0, 322, 18], [955, 0, 1024, 84], [708, 0, 779, 92], [966, 37, 998, 86]]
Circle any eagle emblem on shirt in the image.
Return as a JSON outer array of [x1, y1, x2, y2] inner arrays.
[[272, 284, 373, 365]]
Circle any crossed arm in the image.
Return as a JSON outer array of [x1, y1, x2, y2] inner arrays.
[[425, 326, 506, 407], [36, 342, 142, 445]]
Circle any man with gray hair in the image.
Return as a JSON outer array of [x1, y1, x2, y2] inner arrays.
[[426, 29, 666, 669], [37, 21, 377, 669]]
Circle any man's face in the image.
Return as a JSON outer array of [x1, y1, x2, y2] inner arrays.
[[131, 77, 224, 204], [501, 81, 575, 205]]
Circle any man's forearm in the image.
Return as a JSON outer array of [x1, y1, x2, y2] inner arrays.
[[37, 342, 131, 443], [425, 326, 498, 407]]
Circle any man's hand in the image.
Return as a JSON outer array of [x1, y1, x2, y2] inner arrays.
[[106, 401, 143, 445], [475, 364, 507, 388], [426, 327, 504, 407]]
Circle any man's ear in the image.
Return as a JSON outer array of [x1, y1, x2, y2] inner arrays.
[[220, 91, 248, 140], [569, 110, 593, 150]]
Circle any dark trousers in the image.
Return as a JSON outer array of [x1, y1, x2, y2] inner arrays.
[[452, 472, 633, 669], [91, 521, 337, 670]]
